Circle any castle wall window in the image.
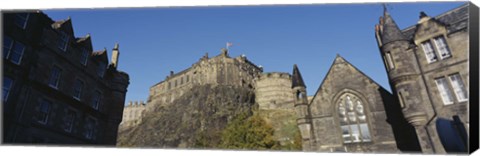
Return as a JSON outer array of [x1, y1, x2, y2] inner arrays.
[[421, 41, 438, 63], [91, 90, 102, 110], [80, 48, 89, 66], [3, 36, 26, 65], [449, 74, 468, 102], [384, 51, 395, 70], [48, 66, 62, 89], [97, 62, 106, 78], [14, 13, 29, 29], [72, 79, 84, 100], [338, 94, 371, 143], [168, 82, 171, 90], [186, 75, 189, 82], [37, 99, 51, 124], [3, 77, 13, 102], [64, 109, 76, 132], [435, 77, 454, 105], [433, 36, 451, 59], [58, 31, 69, 52], [181, 77, 184, 85], [85, 117, 97, 140]]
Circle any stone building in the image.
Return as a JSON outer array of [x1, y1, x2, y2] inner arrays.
[[292, 56, 419, 153], [146, 48, 262, 111], [2, 11, 130, 145], [120, 101, 146, 128], [254, 72, 294, 110], [374, 3, 470, 153]]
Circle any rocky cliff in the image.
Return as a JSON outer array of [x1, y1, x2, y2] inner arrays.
[[117, 84, 256, 148]]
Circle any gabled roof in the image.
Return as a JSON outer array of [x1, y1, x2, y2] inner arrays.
[[401, 3, 469, 40], [92, 48, 108, 63], [309, 54, 390, 105], [51, 17, 75, 37]]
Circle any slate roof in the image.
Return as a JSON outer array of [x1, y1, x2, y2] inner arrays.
[[401, 3, 469, 40], [292, 64, 306, 88]]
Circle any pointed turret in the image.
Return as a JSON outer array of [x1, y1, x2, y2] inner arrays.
[[292, 64, 306, 88], [376, 5, 408, 45]]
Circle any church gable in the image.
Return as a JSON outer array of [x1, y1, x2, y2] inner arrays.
[[310, 55, 389, 117]]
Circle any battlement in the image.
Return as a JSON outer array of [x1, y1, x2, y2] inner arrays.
[[259, 72, 292, 80]]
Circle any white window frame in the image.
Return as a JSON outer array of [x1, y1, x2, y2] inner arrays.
[[3, 77, 14, 102], [37, 99, 51, 124], [72, 79, 84, 100], [48, 66, 62, 89], [91, 90, 102, 110], [448, 74, 468, 102], [58, 31, 69, 52], [433, 36, 452, 59], [421, 41, 438, 63], [14, 13, 29, 29], [435, 77, 455, 105]]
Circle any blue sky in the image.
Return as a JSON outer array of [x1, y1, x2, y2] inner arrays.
[[43, 2, 466, 104]]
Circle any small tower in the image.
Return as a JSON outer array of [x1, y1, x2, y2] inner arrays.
[[375, 6, 436, 153], [292, 64, 312, 151], [111, 43, 120, 69]]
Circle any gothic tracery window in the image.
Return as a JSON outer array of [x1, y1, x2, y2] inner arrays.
[[338, 94, 371, 144]]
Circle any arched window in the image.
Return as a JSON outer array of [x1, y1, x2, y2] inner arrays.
[[338, 94, 371, 143]]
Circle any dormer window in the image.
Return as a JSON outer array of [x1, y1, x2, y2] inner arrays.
[[433, 36, 451, 59], [421, 40, 437, 63], [14, 13, 29, 29], [421, 36, 451, 63], [58, 31, 69, 52]]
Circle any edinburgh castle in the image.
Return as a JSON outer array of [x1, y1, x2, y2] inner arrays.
[[2, 2, 476, 155]]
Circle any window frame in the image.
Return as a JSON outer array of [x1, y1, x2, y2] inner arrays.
[[58, 31, 69, 52], [72, 79, 84, 101], [3, 77, 14, 102], [96, 62, 106, 78], [337, 93, 372, 144], [421, 40, 438, 63], [37, 99, 52, 125], [48, 65, 62, 89], [14, 13, 29, 29], [435, 77, 455, 105], [80, 48, 89, 66], [448, 74, 468, 102], [85, 117, 97, 140], [3, 36, 26, 65], [91, 90, 102, 110], [433, 36, 452, 60], [64, 109, 77, 132]]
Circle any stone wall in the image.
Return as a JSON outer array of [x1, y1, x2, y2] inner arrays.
[[255, 72, 295, 110], [120, 101, 147, 129]]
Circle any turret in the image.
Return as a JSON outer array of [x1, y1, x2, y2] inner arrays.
[[291, 64, 312, 151], [375, 6, 436, 153]]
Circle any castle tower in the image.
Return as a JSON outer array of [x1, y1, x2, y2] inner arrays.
[[292, 64, 312, 151], [375, 7, 438, 153]]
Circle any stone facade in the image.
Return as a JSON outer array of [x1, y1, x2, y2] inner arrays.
[[2, 12, 129, 145], [146, 49, 262, 112], [292, 56, 419, 153], [254, 72, 294, 110], [120, 101, 146, 129], [374, 4, 470, 154]]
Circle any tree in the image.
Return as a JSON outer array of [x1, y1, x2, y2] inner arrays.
[[219, 112, 279, 150]]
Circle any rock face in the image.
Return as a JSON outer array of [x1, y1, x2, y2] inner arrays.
[[117, 84, 256, 148]]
